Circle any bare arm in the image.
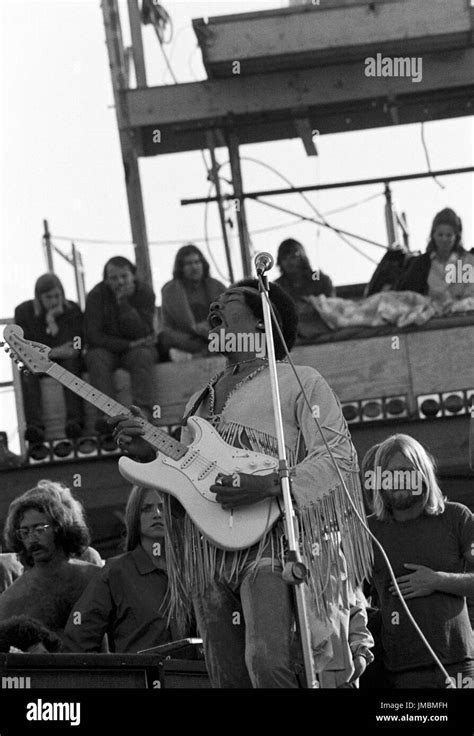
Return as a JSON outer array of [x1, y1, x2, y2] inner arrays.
[[391, 563, 474, 599]]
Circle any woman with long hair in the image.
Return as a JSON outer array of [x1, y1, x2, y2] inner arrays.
[[274, 239, 334, 342], [62, 486, 181, 653], [397, 208, 474, 303]]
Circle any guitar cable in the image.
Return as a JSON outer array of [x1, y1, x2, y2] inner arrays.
[[258, 275, 456, 688]]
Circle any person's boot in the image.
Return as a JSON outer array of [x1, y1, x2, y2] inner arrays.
[[94, 417, 111, 437], [24, 425, 45, 443], [65, 420, 84, 439]]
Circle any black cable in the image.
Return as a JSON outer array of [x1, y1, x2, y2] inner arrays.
[[240, 156, 380, 263], [321, 192, 383, 216], [52, 218, 305, 248], [420, 123, 445, 191]]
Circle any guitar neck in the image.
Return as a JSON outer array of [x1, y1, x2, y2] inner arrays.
[[47, 363, 187, 461]]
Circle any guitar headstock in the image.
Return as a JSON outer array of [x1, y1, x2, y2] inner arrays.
[[2, 325, 53, 374]]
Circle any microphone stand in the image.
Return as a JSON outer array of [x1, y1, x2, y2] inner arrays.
[[257, 269, 318, 689]]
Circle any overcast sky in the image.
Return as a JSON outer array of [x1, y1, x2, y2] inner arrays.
[[1, 0, 473, 448]]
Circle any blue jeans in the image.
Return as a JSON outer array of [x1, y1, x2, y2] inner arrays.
[[86, 346, 157, 421], [192, 560, 300, 688]]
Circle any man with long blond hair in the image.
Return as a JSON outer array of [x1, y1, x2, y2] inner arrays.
[[367, 433, 474, 688]]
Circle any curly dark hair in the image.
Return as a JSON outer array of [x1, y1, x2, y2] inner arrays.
[[3, 483, 90, 567], [0, 615, 61, 653], [173, 244, 210, 281], [232, 278, 298, 360]]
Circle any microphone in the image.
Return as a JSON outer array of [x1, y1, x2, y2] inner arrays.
[[254, 252, 274, 275]]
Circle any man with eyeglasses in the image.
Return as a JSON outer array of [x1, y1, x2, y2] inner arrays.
[[0, 484, 100, 637]]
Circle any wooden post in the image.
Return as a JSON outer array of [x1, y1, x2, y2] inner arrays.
[[127, 0, 147, 87], [71, 243, 86, 311], [206, 132, 234, 283], [227, 132, 252, 277], [384, 183, 398, 249], [43, 219, 54, 272], [102, 0, 153, 286]]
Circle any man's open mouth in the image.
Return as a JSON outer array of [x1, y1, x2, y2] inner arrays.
[[208, 312, 223, 329]]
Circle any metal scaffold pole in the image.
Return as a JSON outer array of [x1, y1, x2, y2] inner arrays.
[[227, 132, 253, 278], [206, 132, 235, 283], [43, 219, 54, 272]]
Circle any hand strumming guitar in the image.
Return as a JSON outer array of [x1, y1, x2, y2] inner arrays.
[[209, 471, 281, 509]]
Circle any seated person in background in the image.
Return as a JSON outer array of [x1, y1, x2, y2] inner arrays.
[[160, 244, 226, 359], [84, 257, 157, 434], [397, 208, 474, 304], [14, 273, 84, 443], [274, 239, 335, 342], [0, 484, 100, 637], [0, 615, 61, 653], [365, 248, 411, 296], [62, 486, 182, 653], [0, 553, 23, 595]]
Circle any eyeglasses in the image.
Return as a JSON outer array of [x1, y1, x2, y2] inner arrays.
[[16, 524, 52, 541]]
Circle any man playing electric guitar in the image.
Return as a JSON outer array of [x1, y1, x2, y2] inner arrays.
[[111, 280, 372, 688]]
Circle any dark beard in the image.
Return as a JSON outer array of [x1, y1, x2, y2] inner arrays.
[[386, 490, 421, 511]]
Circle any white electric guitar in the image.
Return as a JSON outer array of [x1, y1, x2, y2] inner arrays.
[[3, 324, 280, 551]]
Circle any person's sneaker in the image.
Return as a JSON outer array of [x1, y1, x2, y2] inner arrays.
[[24, 425, 45, 443], [65, 421, 84, 439], [94, 417, 110, 437]]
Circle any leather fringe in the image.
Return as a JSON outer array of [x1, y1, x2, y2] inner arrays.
[[162, 422, 372, 636]]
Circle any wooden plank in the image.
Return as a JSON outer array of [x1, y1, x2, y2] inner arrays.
[[125, 48, 474, 131], [292, 335, 411, 403], [407, 327, 474, 395], [127, 0, 147, 88], [194, 0, 468, 75], [14, 321, 474, 439]]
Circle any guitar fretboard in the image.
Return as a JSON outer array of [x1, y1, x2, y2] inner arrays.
[[47, 363, 187, 461]]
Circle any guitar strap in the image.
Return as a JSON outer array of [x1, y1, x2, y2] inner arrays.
[[180, 385, 211, 426]]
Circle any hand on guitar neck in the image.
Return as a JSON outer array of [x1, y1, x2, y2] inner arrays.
[[109, 407, 156, 462]]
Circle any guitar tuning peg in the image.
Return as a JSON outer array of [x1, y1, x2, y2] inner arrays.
[[23, 369, 30, 376], [0, 341, 4, 347], [4, 346, 10, 353]]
